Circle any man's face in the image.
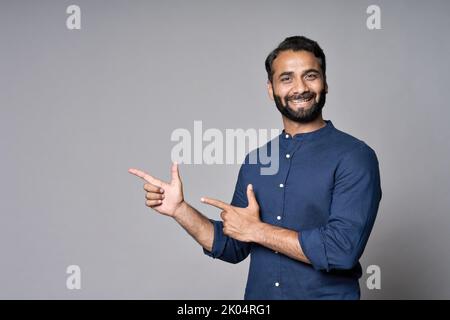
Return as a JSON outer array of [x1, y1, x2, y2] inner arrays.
[[268, 50, 328, 124]]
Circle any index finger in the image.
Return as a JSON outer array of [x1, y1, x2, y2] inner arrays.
[[128, 168, 163, 187], [201, 197, 230, 210]]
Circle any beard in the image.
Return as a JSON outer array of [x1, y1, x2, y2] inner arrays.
[[274, 89, 327, 124]]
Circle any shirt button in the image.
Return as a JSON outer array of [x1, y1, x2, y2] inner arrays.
[[277, 216, 281, 220], [286, 154, 290, 159], [285, 134, 289, 139], [275, 282, 280, 287], [274, 251, 278, 254], [279, 183, 284, 188]]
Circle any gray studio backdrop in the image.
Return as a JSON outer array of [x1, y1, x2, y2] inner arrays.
[[1, 0, 449, 299]]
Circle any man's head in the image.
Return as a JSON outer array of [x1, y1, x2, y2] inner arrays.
[[265, 36, 328, 124]]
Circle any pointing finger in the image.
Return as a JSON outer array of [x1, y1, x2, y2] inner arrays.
[[128, 168, 163, 187], [201, 197, 230, 211]]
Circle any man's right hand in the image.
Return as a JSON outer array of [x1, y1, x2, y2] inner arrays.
[[128, 162, 185, 218]]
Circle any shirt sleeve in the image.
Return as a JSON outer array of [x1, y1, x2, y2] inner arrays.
[[299, 144, 382, 271], [203, 162, 252, 264]]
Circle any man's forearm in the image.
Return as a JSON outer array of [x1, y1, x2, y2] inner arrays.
[[252, 222, 311, 265], [172, 201, 214, 252]]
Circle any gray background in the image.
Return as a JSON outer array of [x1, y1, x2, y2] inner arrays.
[[1, 0, 449, 299]]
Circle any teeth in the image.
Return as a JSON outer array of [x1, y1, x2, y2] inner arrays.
[[292, 97, 311, 103]]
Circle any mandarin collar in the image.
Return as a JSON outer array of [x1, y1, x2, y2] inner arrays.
[[281, 120, 334, 142]]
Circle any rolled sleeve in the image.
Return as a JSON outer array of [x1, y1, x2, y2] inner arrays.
[[203, 219, 251, 263], [299, 144, 382, 271], [203, 219, 227, 258], [299, 228, 330, 271]]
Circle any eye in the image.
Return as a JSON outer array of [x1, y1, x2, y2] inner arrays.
[[305, 73, 318, 80], [280, 76, 291, 82]]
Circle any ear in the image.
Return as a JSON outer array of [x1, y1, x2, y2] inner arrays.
[[267, 80, 274, 101], [324, 81, 328, 94]]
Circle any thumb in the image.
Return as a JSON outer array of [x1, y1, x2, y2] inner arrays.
[[171, 162, 182, 184], [246, 184, 258, 209]]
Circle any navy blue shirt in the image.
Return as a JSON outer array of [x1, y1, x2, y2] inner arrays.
[[203, 120, 382, 300]]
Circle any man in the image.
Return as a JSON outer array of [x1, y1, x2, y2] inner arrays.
[[129, 36, 382, 300]]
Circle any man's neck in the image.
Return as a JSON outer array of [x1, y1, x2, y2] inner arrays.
[[282, 115, 326, 136]]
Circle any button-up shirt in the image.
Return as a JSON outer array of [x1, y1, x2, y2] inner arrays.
[[203, 120, 382, 300]]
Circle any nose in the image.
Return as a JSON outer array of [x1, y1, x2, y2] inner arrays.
[[291, 77, 308, 95]]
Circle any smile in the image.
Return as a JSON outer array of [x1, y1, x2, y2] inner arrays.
[[289, 96, 314, 105]]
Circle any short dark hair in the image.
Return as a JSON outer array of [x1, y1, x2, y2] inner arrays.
[[265, 36, 326, 83]]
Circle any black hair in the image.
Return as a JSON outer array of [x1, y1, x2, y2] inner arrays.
[[265, 36, 326, 83]]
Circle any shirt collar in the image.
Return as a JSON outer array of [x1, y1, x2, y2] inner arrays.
[[281, 120, 334, 142]]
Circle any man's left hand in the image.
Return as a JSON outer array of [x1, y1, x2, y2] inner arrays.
[[201, 184, 262, 242]]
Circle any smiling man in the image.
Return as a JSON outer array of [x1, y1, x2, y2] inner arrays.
[[129, 36, 382, 300]]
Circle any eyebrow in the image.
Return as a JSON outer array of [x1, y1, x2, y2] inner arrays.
[[278, 69, 321, 79]]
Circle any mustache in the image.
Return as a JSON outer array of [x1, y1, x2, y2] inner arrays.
[[287, 92, 316, 101]]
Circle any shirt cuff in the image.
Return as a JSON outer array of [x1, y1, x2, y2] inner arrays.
[[299, 228, 330, 272], [203, 219, 227, 259]]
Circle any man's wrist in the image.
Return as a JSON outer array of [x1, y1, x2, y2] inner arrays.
[[250, 221, 268, 243], [172, 201, 188, 220]]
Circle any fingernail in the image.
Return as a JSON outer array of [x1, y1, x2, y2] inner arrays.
[[200, 197, 205, 202]]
